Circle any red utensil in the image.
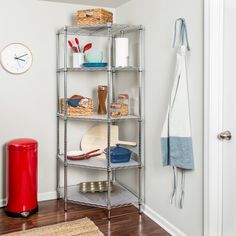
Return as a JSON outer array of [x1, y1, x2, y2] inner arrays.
[[68, 40, 78, 53], [83, 43, 92, 53], [75, 37, 81, 52], [72, 46, 78, 53], [68, 40, 73, 48], [75, 38, 79, 44], [67, 149, 102, 161]]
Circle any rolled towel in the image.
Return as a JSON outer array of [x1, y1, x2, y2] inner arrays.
[[68, 98, 81, 107]]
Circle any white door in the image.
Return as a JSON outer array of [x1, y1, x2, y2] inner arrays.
[[222, 0, 236, 235]]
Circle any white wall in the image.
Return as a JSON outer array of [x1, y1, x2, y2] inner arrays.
[[0, 0, 114, 203], [116, 1, 203, 236]]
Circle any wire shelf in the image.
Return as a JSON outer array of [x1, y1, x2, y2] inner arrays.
[[57, 23, 143, 36], [60, 182, 138, 208], [58, 154, 140, 170], [57, 66, 140, 73], [58, 113, 141, 122]]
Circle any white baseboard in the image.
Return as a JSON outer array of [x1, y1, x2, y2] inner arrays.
[[0, 191, 57, 208], [144, 205, 187, 236], [38, 191, 57, 202], [0, 198, 6, 208]]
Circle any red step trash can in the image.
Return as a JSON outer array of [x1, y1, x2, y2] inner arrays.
[[5, 138, 38, 217]]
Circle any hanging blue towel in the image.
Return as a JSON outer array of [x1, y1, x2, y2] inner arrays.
[[160, 18, 194, 208]]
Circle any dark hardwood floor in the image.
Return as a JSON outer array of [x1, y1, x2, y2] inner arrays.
[[0, 200, 170, 236]]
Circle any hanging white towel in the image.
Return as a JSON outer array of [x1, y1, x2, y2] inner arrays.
[[161, 45, 193, 169], [160, 19, 194, 208]]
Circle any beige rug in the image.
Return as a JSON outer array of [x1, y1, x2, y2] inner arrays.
[[4, 217, 104, 236]]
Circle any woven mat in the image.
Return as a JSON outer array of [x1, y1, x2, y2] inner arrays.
[[4, 217, 104, 236]]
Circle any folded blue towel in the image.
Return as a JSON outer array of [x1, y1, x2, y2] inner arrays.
[[68, 99, 81, 107]]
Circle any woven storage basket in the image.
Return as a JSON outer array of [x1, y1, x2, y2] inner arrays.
[[61, 98, 93, 116], [77, 8, 113, 26]]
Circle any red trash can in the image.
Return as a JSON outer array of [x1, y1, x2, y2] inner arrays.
[[5, 138, 38, 217]]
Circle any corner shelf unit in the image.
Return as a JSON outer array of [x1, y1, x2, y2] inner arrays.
[[56, 23, 144, 219]]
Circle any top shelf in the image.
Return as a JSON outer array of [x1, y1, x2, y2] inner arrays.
[[57, 23, 143, 37]]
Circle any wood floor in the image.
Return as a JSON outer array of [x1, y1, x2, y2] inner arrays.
[[0, 200, 170, 236]]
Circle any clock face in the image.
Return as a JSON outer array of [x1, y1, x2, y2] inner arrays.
[[0, 43, 33, 74]]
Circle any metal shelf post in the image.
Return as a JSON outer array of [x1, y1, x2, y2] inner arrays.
[[138, 26, 144, 214], [63, 26, 68, 212], [56, 32, 60, 199], [107, 26, 113, 220]]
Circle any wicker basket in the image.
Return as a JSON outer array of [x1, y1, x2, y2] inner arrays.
[[61, 98, 93, 116], [77, 8, 113, 26]]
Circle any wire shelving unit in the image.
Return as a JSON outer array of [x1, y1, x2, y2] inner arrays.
[[56, 23, 144, 219]]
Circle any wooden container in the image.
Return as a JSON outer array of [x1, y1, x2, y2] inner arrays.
[[77, 8, 113, 26], [61, 98, 93, 116]]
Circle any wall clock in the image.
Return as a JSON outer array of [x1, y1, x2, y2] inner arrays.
[[0, 43, 33, 74]]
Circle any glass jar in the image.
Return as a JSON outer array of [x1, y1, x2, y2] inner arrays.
[[110, 103, 122, 118], [97, 85, 107, 114], [117, 94, 129, 116]]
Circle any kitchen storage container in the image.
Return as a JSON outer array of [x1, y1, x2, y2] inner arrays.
[[61, 98, 93, 116], [73, 53, 84, 68], [85, 51, 103, 63], [110, 103, 122, 117], [118, 94, 129, 116], [6, 138, 38, 217], [77, 8, 113, 26], [98, 85, 107, 114], [105, 145, 132, 163]]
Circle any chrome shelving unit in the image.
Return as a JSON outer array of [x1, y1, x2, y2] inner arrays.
[[56, 23, 144, 219]]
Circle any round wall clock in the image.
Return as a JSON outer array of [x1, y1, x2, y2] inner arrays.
[[0, 43, 33, 74]]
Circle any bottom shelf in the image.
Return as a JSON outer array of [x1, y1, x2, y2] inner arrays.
[[60, 182, 138, 209]]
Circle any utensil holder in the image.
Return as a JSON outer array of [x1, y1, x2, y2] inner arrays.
[[73, 53, 84, 68]]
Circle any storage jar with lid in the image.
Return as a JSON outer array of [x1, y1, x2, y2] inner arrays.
[[110, 103, 121, 118], [118, 94, 129, 116], [97, 85, 107, 115]]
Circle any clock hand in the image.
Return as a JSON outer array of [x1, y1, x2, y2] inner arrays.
[[14, 56, 25, 62], [16, 58, 21, 67], [16, 58, 25, 62], [17, 53, 28, 59]]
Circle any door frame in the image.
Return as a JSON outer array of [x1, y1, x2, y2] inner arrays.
[[204, 0, 224, 235]]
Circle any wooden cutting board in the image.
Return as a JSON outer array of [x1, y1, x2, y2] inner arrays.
[[80, 124, 136, 151]]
